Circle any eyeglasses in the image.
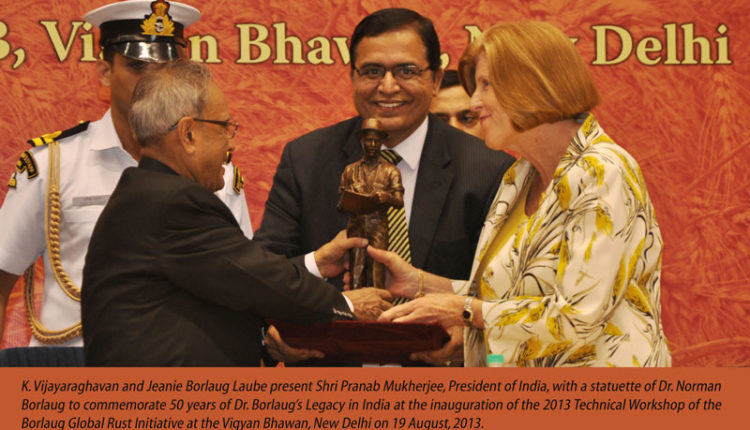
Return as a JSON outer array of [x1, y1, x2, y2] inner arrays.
[[168, 117, 239, 139], [354, 64, 427, 81], [435, 110, 479, 127], [194, 118, 239, 139]]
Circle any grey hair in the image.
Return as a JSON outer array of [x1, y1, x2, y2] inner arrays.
[[129, 59, 212, 146]]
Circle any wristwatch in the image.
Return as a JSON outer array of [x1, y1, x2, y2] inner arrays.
[[462, 296, 474, 326]]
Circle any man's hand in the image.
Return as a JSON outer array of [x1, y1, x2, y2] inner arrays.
[[265, 325, 324, 363], [343, 287, 393, 321], [411, 325, 464, 366], [314, 230, 367, 278]]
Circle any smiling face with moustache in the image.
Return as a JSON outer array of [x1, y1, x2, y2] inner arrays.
[[351, 27, 443, 148]]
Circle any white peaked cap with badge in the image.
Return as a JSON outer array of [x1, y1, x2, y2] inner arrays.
[[84, 0, 201, 62]]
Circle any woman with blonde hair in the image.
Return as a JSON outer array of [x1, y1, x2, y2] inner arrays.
[[372, 21, 671, 367]]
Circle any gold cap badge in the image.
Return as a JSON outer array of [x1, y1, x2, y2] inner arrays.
[[141, 0, 175, 37]]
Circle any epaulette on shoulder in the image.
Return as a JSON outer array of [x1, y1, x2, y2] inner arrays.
[[27, 121, 90, 147]]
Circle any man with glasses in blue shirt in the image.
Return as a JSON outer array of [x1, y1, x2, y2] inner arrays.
[[256, 8, 514, 365]]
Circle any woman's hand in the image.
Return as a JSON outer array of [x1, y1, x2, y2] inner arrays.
[[366, 246, 419, 298], [378, 293, 466, 329]]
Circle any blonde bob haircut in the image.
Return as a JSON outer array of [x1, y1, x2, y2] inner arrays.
[[459, 21, 600, 132]]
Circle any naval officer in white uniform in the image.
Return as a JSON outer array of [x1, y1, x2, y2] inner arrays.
[[0, 0, 253, 346]]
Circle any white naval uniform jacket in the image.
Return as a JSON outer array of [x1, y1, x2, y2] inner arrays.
[[0, 109, 253, 346]]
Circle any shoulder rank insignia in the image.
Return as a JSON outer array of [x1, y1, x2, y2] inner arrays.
[[15, 151, 39, 181], [9, 150, 38, 187], [27, 121, 90, 147], [232, 165, 245, 194]]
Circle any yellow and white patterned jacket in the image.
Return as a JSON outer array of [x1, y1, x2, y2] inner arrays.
[[454, 115, 671, 367]]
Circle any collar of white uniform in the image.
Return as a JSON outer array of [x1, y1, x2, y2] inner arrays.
[[90, 109, 126, 151]]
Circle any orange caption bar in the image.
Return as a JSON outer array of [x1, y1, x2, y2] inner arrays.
[[0, 367, 746, 428]]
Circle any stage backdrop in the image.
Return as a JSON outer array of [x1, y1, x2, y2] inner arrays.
[[1, 0, 748, 366]]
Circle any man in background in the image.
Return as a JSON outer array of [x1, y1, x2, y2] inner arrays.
[[254, 8, 515, 364], [0, 0, 252, 347], [255, 8, 513, 288], [430, 69, 483, 138]]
